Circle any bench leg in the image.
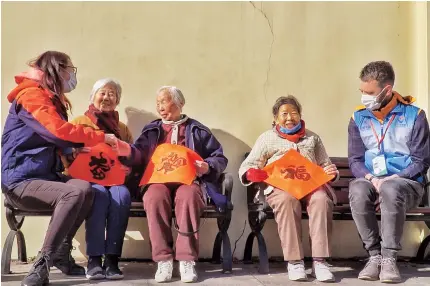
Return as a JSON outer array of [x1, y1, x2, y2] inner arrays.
[[2, 230, 17, 274], [1, 229, 27, 275], [221, 230, 232, 274], [211, 215, 232, 274], [415, 233, 430, 261], [211, 232, 222, 264], [256, 232, 269, 274], [2, 209, 27, 274], [243, 211, 269, 273], [243, 232, 256, 264], [17, 230, 28, 263]]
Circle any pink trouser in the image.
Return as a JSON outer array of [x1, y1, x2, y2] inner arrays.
[[143, 183, 204, 261], [266, 188, 333, 261]]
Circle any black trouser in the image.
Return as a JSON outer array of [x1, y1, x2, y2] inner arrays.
[[5, 179, 94, 255]]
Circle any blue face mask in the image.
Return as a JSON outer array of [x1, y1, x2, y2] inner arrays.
[[279, 121, 302, 135], [62, 70, 77, 93]]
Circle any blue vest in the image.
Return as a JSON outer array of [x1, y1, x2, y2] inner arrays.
[[353, 103, 423, 182]]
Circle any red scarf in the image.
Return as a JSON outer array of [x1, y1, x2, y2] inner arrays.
[[275, 120, 306, 143], [85, 104, 121, 139]]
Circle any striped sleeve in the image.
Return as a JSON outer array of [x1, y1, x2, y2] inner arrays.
[[397, 110, 430, 179], [348, 117, 370, 178], [16, 90, 105, 148]]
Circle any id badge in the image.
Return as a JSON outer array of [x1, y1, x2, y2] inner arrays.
[[372, 154, 388, 176]]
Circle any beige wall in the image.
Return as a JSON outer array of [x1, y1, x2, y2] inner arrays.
[[1, 1, 429, 261]]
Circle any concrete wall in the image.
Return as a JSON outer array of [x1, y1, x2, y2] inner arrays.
[[1, 1, 429, 261]]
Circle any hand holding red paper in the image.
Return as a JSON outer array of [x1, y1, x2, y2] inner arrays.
[[104, 134, 118, 148], [68, 143, 126, 186], [116, 139, 132, 157], [246, 168, 269, 183], [194, 160, 210, 177], [262, 149, 334, 199], [323, 163, 338, 177]]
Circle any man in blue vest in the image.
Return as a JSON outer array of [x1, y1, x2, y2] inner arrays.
[[348, 61, 430, 283]]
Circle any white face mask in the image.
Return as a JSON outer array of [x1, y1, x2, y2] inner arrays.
[[361, 86, 388, 111], [361, 94, 381, 110]]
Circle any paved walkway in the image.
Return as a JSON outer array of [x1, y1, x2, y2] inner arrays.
[[2, 260, 430, 285]]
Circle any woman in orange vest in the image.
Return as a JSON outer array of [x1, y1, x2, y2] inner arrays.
[[239, 95, 339, 282], [117, 86, 228, 283]]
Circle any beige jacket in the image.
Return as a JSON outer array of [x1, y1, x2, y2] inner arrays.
[[239, 128, 336, 197]]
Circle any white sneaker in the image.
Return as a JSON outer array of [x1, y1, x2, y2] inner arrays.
[[179, 261, 198, 283], [312, 261, 335, 282], [155, 260, 173, 283], [287, 260, 308, 281]]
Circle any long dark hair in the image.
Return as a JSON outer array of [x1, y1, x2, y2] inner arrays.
[[29, 51, 73, 112]]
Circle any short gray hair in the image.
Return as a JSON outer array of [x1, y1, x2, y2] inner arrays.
[[360, 61, 395, 87], [90, 78, 122, 104], [157, 86, 185, 108]]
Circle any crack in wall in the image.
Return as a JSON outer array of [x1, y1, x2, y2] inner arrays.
[[249, 1, 274, 101]]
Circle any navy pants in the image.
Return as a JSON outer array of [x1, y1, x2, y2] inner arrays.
[[85, 184, 131, 256]]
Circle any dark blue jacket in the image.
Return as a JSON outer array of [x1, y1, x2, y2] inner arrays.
[[123, 118, 229, 210]]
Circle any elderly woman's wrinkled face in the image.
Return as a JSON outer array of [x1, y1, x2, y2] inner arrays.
[[275, 104, 301, 128], [156, 91, 181, 121], [93, 83, 118, 112]]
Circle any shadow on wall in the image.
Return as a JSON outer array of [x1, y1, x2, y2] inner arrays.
[[210, 129, 251, 260], [124, 107, 159, 139]]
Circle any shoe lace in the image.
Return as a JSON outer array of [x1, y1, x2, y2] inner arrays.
[[314, 261, 330, 271], [182, 261, 196, 273], [159, 261, 172, 273], [365, 255, 382, 267], [32, 253, 50, 279], [381, 257, 398, 273], [289, 261, 305, 271], [68, 245, 76, 263]]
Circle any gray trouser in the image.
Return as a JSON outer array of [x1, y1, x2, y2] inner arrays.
[[349, 178, 424, 258]]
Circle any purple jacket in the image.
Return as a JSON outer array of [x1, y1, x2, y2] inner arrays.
[[121, 118, 228, 209]]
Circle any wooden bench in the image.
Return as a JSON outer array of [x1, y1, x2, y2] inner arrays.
[[1, 173, 234, 275], [242, 156, 430, 273]]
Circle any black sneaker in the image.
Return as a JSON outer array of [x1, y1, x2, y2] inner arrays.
[[86, 256, 105, 280], [21, 253, 50, 286], [52, 239, 86, 275], [104, 255, 124, 280]]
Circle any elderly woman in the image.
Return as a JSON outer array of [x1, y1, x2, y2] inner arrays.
[[118, 86, 228, 283], [239, 96, 339, 282], [64, 78, 133, 280]]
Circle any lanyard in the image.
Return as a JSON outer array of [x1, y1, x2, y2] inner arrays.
[[370, 114, 396, 151]]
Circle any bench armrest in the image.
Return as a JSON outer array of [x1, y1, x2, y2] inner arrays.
[[219, 173, 233, 210]]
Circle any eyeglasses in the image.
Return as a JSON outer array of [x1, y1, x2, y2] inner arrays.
[[67, 66, 78, 74], [61, 64, 78, 74]]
